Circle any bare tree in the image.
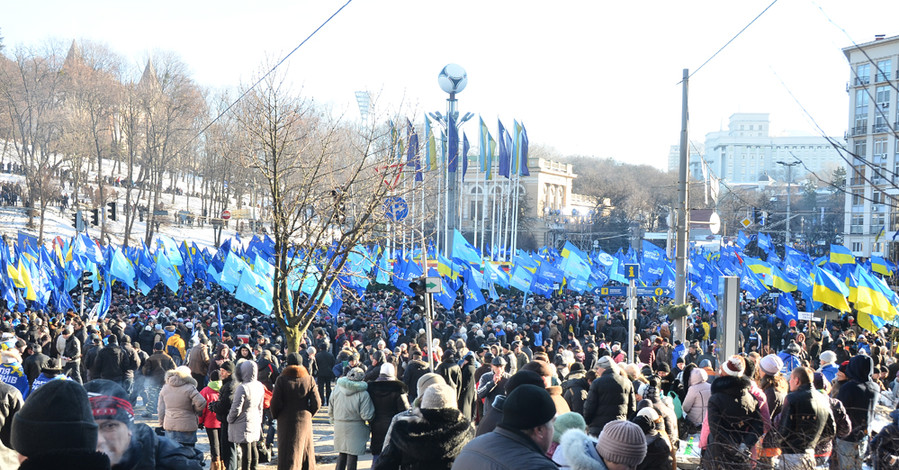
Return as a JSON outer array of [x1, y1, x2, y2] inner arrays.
[[234, 70, 404, 352]]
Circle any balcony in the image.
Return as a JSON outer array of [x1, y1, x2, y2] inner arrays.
[[850, 225, 864, 235], [873, 123, 890, 133], [856, 77, 871, 86], [876, 73, 890, 83], [851, 125, 868, 136]]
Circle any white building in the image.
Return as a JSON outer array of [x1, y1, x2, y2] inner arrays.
[[842, 34, 899, 257], [694, 113, 841, 186]]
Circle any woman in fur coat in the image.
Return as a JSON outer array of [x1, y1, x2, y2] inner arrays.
[[270, 353, 321, 470], [375, 383, 474, 470]]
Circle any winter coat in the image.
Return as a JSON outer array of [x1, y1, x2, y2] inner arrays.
[[452, 424, 558, 470], [0, 381, 22, 469], [315, 350, 336, 381], [558, 429, 609, 470], [270, 365, 321, 470], [458, 361, 477, 421], [776, 383, 835, 453], [227, 360, 265, 444], [376, 407, 475, 470], [583, 368, 636, 435], [368, 379, 410, 455], [705, 375, 765, 466], [548, 385, 571, 414], [814, 394, 851, 459], [682, 368, 711, 426], [158, 368, 206, 432], [643, 385, 678, 448], [638, 339, 654, 365], [95, 344, 135, 382], [870, 412, 899, 470], [475, 371, 510, 436], [116, 422, 204, 470], [186, 345, 210, 377], [212, 377, 235, 424], [561, 371, 589, 414], [199, 384, 221, 429], [436, 360, 463, 401], [143, 352, 177, 386], [402, 359, 430, 401], [836, 354, 879, 442], [329, 376, 375, 456], [638, 432, 673, 470]]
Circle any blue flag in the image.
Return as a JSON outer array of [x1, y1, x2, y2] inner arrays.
[[776, 292, 798, 322], [462, 268, 486, 313]]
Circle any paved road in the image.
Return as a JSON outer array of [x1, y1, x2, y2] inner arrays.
[[136, 403, 371, 470]]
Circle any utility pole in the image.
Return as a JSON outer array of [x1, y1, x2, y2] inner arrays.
[[675, 69, 690, 342], [777, 160, 800, 248]]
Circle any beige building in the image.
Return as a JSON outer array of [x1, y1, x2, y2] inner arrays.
[[457, 156, 599, 248]]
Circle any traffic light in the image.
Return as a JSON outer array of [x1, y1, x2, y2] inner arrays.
[[107, 202, 117, 221], [90, 208, 99, 226], [71, 211, 82, 231], [759, 211, 768, 226], [409, 277, 427, 317]]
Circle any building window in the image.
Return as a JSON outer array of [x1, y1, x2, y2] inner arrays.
[[852, 242, 863, 252], [857, 63, 871, 85], [852, 188, 864, 206], [875, 86, 891, 132], [852, 141, 866, 185], [877, 59, 892, 82], [855, 89, 869, 134], [851, 214, 865, 234], [873, 242, 883, 253]]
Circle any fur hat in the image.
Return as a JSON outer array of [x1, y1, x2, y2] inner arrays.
[[421, 383, 457, 410], [416, 373, 446, 396], [722, 355, 745, 377], [759, 354, 783, 376], [819, 350, 836, 365], [552, 412, 587, 444], [346, 367, 365, 381], [595, 420, 648, 467]]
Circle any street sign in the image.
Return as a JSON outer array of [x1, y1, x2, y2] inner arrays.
[[384, 196, 409, 221], [425, 276, 442, 294], [597, 286, 627, 296], [221, 210, 231, 220], [636, 286, 672, 297], [740, 217, 752, 228], [624, 263, 640, 280]]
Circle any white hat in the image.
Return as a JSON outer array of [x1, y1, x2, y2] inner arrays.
[[636, 407, 660, 422], [722, 355, 745, 377], [379, 363, 396, 379], [421, 383, 458, 410], [759, 354, 784, 376], [819, 350, 836, 365]]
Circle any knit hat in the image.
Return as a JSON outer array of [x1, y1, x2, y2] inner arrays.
[[633, 414, 655, 434], [346, 367, 366, 382], [759, 354, 783, 376], [595, 420, 648, 467], [722, 355, 745, 377], [11, 380, 98, 457], [154, 341, 164, 351], [286, 353, 302, 366], [421, 383, 458, 410], [569, 362, 585, 374], [636, 406, 660, 422], [84, 379, 134, 425], [219, 361, 235, 375], [552, 411, 587, 443], [501, 384, 556, 429], [820, 350, 836, 365], [596, 355, 615, 371], [416, 373, 446, 396], [379, 362, 396, 379], [505, 370, 545, 394]]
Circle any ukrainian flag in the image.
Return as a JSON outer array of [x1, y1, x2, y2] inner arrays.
[[855, 269, 898, 320], [812, 267, 850, 312], [770, 266, 797, 292], [872, 256, 893, 276], [744, 257, 773, 279], [829, 245, 856, 265]]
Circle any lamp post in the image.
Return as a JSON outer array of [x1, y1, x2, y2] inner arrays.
[[777, 160, 800, 247], [433, 64, 473, 257]]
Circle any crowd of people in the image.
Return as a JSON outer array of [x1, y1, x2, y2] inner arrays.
[[0, 274, 897, 470]]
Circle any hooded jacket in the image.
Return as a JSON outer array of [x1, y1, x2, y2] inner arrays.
[[329, 377, 375, 456], [227, 360, 265, 444], [158, 368, 206, 432], [377, 407, 475, 470], [705, 375, 764, 461], [561, 370, 590, 414], [583, 367, 636, 435], [682, 368, 711, 426], [836, 354, 879, 442], [558, 429, 609, 470]]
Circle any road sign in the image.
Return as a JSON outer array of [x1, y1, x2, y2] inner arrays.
[[425, 276, 442, 294], [221, 210, 231, 220], [636, 286, 672, 297], [624, 263, 640, 280], [384, 196, 409, 221], [596, 286, 627, 296], [740, 217, 752, 228]]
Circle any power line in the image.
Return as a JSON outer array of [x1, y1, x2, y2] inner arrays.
[[681, 0, 779, 82], [173, 0, 354, 158]]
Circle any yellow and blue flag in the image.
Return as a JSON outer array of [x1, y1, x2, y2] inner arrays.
[[829, 245, 855, 265], [812, 267, 850, 312]]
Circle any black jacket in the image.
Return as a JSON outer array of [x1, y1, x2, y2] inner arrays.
[[315, 350, 336, 380], [376, 408, 474, 470], [367, 380, 410, 454], [638, 432, 673, 470], [836, 355, 879, 442], [457, 361, 477, 421], [583, 368, 636, 435], [22, 352, 49, 386], [436, 360, 463, 401], [777, 384, 835, 453], [116, 422, 203, 470], [560, 372, 589, 414], [95, 345, 135, 382], [452, 425, 557, 470], [18, 450, 110, 470], [706, 375, 764, 461], [402, 360, 430, 400], [212, 376, 235, 424], [141, 352, 176, 386], [475, 371, 509, 436]]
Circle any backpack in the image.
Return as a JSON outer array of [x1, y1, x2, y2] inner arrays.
[[167, 344, 182, 365]]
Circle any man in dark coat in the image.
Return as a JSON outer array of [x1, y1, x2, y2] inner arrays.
[[94, 335, 135, 387], [457, 353, 478, 421], [560, 362, 589, 414], [835, 354, 878, 469], [475, 356, 510, 436], [402, 350, 430, 402], [436, 350, 463, 402], [212, 361, 238, 470], [776, 366, 835, 468], [140, 342, 176, 417], [367, 364, 410, 467], [314, 343, 336, 405], [21, 344, 49, 387], [582, 356, 635, 436]]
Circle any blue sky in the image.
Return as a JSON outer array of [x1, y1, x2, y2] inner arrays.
[[4, 0, 899, 169]]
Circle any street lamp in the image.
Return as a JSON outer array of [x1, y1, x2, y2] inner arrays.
[[776, 160, 800, 247], [435, 64, 469, 257]]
